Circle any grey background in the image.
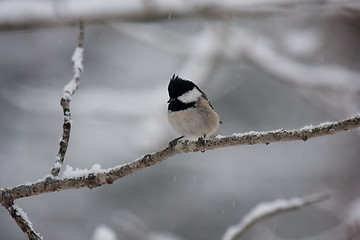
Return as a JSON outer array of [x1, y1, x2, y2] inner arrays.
[[1, 4, 360, 240]]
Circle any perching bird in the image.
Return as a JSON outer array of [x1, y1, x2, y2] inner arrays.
[[167, 74, 221, 146]]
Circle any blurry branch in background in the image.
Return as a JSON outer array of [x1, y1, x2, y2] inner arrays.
[[222, 193, 330, 240], [232, 29, 360, 121], [97, 195, 360, 240], [50, 21, 84, 177], [344, 198, 360, 240], [111, 21, 360, 125], [110, 21, 229, 86], [0, 21, 84, 240], [111, 210, 184, 240], [0, 0, 359, 31]]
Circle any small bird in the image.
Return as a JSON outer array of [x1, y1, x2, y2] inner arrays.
[[167, 74, 221, 146]]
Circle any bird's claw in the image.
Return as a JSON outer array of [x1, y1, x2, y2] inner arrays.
[[169, 136, 184, 147], [198, 136, 206, 153]]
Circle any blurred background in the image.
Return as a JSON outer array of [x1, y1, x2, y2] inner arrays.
[[0, 1, 360, 239]]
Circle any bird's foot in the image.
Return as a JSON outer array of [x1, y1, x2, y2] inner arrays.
[[169, 136, 184, 147], [198, 135, 206, 153], [197, 137, 205, 145]]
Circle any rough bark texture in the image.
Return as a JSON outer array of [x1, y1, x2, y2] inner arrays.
[[0, 21, 84, 240], [50, 21, 84, 177]]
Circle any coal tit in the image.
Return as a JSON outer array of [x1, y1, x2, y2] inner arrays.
[[167, 74, 221, 146]]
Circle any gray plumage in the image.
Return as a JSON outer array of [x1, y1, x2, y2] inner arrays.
[[167, 75, 220, 142]]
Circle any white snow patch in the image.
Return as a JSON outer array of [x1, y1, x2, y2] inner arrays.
[[52, 161, 63, 169], [232, 130, 265, 138], [13, 203, 44, 239], [63, 79, 78, 98], [24, 174, 53, 185], [13, 204, 33, 229], [63, 115, 72, 124], [215, 134, 226, 139], [300, 120, 340, 131], [62, 47, 83, 99], [72, 47, 84, 73], [318, 121, 334, 127], [92, 224, 117, 240], [232, 132, 244, 138], [300, 124, 314, 131], [62, 164, 104, 178]]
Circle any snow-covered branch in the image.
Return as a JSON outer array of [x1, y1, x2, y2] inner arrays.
[[0, 114, 359, 203], [0, 0, 359, 31], [50, 21, 84, 177], [0, 22, 84, 240], [1, 203, 42, 240], [222, 193, 330, 240]]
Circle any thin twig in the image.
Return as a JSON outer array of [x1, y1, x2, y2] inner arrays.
[[1, 114, 359, 202], [0, 192, 42, 240], [0, 21, 85, 240], [222, 193, 331, 240], [8, 204, 43, 240], [50, 21, 84, 177]]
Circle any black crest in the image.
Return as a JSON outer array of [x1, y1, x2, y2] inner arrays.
[[168, 74, 197, 100]]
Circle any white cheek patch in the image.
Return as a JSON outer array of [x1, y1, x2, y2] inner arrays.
[[178, 87, 202, 103]]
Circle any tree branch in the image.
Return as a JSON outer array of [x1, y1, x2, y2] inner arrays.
[[222, 193, 331, 240], [0, 114, 359, 202], [50, 21, 84, 177], [7, 204, 43, 240], [0, 0, 359, 31], [0, 22, 84, 240], [0, 190, 42, 240]]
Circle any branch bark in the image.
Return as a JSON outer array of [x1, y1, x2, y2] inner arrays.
[[1, 114, 359, 202], [0, 198, 43, 240], [50, 21, 84, 177], [0, 21, 84, 240]]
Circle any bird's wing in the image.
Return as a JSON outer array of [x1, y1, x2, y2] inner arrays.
[[197, 87, 222, 124]]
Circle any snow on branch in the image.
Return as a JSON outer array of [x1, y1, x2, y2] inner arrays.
[[0, 0, 359, 31], [0, 196, 43, 240], [222, 193, 330, 240], [50, 21, 84, 177], [0, 21, 85, 240], [9, 204, 43, 240], [0, 114, 359, 203]]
